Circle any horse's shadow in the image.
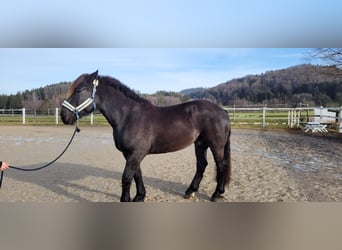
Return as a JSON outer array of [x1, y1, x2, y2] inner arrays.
[[4, 162, 211, 201]]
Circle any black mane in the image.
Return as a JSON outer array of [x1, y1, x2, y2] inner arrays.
[[100, 76, 150, 104]]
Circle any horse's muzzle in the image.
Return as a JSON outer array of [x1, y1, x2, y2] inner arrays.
[[60, 107, 77, 125]]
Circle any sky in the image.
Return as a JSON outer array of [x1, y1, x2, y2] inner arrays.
[[0, 1, 340, 95], [0, 1, 341, 47], [0, 48, 313, 95]]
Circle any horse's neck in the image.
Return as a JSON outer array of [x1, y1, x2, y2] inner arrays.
[[96, 85, 142, 129]]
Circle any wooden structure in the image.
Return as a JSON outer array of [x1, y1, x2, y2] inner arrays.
[[327, 107, 342, 133], [288, 106, 342, 133], [288, 109, 302, 128]]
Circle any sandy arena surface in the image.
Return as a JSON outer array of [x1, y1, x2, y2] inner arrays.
[[0, 126, 341, 202]]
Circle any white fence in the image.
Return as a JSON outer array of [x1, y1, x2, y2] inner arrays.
[[224, 107, 310, 128], [0, 108, 95, 125], [225, 106, 342, 132], [1, 106, 341, 132]]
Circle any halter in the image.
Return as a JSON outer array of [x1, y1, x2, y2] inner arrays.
[[62, 79, 99, 120]]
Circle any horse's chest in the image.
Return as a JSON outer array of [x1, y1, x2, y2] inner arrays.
[[113, 127, 151, 153]]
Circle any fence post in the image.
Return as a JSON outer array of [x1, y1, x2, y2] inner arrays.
[[297, 110, 301, 127], [338, 106, 342, 133], [22, 108, 26, 124], [262, 106, 266, 128], [55, 108, 59, 125], [90, 113, 94, 125], [233, 104, 236, 121], [292, 110, 295, 128], [290, 110, 294, 128]]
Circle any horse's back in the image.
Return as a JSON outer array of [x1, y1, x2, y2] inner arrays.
[[155, 99, 229, 128], [148, 100, 229, 153], [183, 99, 230, 130], [178, 100, 230, 149]]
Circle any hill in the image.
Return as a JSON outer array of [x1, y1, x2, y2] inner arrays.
[[1, 64, 342, 111], [0, 81, 187, 111], [0, 82, 69, 111], [183, 64, 342, 107]]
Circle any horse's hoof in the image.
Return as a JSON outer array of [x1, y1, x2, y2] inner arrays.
[[210, 194, 225, 202], [184, 192, 197, 201], [210, 197, 217, 202], [133, 196, 146, 202], [120, 198, 131, 202]]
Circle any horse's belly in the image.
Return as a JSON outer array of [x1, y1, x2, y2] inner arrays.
[[150, 130, 199, 154]]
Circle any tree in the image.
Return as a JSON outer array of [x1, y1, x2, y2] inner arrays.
[[7, 92, 23, 109], [308, 48, 342, 76], [0, 95, 8, 108], [22, 91, 42, 115]]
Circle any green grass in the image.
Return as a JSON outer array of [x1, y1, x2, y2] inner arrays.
[[229, 111, 287, 129], [0, 114, 110, 126], [0, 110, 315, 130]]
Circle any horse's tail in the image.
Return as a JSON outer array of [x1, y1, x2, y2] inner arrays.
[[224, 127, 232, 186]]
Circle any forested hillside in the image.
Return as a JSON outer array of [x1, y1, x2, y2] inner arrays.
[[183, 64, 342, 107], [0, 82, 186, 111], [0, 82, 69, 111], [1, 64, 342, 111]]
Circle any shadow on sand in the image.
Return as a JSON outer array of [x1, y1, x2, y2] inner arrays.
[[3, 162, 211, 201]]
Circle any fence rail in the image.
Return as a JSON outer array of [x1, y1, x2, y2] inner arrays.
[[0, 108, 100, 125], [224, 107, 310, 129], [0, 107, 341, 132]]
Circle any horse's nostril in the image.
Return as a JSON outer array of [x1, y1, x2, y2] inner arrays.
[[61, 109, 75, 125]]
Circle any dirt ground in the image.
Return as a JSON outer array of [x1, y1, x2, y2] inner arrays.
[[0, 126, 341, 202]]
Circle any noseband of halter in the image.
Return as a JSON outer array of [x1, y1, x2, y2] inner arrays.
[[62, 79, 99, 120]]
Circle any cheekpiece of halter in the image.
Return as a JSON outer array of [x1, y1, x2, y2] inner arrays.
[[62, 79, 99, 120]]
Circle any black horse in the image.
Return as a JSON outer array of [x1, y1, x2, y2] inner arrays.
[[61, 71, 231, 202]]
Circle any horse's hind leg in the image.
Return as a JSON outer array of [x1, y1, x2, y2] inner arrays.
[[184, 139, 208, 199], [210, 147, 226, 202]]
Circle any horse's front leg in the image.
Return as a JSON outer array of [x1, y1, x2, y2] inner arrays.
[[133, 167, 146, 202], [121, 154, 145, 202]]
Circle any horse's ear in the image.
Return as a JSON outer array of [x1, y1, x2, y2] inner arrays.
[[89, 70, 99, 81]]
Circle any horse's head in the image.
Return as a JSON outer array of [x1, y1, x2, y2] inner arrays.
[[61, 70, 99, 125]]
